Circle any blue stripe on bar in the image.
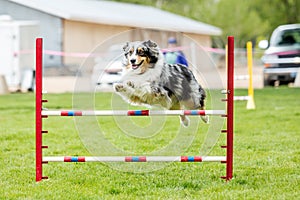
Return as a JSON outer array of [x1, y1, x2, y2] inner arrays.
[[132, 157, 139, 162], [68, 111, 75, 116], [188, 156, 194, 161], [134, 111, 142, 115], [70, 157, 78, 162], [190, 110, 198, 115]]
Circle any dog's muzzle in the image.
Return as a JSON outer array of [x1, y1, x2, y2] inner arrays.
[[130, 59, 144, 70]]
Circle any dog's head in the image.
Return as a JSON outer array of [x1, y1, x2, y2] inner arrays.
[[122, 40, 160, 74]]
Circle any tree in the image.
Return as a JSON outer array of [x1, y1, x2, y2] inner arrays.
[[204, 0, 269, 47], [250, 0, 300, 38], [112, 0, 299, 47]]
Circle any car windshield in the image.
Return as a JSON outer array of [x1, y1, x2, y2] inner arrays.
[[273, 28, 300, 46]]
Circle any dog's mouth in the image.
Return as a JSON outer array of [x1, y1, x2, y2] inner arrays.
[[131, 60, 144, 70]]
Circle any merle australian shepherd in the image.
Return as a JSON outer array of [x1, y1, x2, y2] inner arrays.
[[113, 40, 208, 126]]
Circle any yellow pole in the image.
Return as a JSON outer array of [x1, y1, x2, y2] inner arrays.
[[246, 41, 255, 109]]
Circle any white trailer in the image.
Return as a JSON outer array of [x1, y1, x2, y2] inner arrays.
[[0, 16, 39, 91]]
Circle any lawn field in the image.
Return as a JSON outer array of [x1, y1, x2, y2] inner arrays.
[[0, 87, 299, 199]]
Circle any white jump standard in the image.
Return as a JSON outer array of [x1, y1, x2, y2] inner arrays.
[[35, 37, 235, 182]]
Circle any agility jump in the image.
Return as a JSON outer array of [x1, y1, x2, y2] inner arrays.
[[36, 37, 235, 182]]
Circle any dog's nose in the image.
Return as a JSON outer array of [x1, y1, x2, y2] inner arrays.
[[130, 59, 136, 64]]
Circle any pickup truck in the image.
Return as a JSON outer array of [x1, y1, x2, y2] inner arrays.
[[259, 24, 300, 86]]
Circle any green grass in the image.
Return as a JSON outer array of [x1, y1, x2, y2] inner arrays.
[[0, 87, 299, 199]]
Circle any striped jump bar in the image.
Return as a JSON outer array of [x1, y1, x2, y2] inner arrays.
[[42, 110, 226, 116], [43, 156, 226, 162], [234, 75, 249, 80], [234, 96, 250, 101]]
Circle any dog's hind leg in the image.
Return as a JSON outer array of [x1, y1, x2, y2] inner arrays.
[[170, 103, 190, 127], [180, 114, 190, 127], [198, 104, 209, 124], [200, 110, 209, 124], [182, 98, 209, 124], [199, 95, 209, 124]]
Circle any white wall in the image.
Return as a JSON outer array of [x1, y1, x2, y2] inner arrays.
[[0, 0, 62, 67]]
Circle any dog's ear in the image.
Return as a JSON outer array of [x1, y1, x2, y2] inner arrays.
[[123, 42, 130, 52], [144, 40, 157, 47], [143, 40, 159, 64], [143, 40, 158, 52], [122, 42, 130, 67]]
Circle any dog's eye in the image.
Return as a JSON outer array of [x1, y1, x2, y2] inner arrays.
[[137, 48, 145, 56], [128, 48, 134, 56]]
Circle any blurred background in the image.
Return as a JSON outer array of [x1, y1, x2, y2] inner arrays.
[[0, 0, 299, 93]]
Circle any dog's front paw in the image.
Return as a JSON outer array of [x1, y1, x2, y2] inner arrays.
[[114, 83, 126, 92], [151, 86, 164, 97], [126, 81, 135, 88]]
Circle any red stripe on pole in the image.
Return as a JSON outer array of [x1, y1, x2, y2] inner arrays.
[[198, 110, 205, 115], [141, 110, 149, 116], [75, 111, 82, 116], [78, 157, 85, 162], [61, 111, 69, 116], [184, 110, 191, 115], [139, 156, 146, 162], [181, 156, 188, 162], [194, 156, 202, 162], [64, 157, 72, 162], [127, 111, 135, 116], [125, 157, 131, 162]]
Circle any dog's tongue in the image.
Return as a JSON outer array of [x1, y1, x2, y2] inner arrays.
[[132, 64, 139, 70], [131, 60, 143, 70]]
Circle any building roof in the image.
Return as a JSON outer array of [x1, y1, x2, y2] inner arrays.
[[9, 0, 222, 36]]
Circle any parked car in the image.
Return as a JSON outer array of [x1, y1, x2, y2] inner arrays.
[[92, 44, 123, 88], [259, 24, 300, 86]]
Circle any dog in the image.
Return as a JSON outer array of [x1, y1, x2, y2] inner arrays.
[[113, 40, 208, 126]]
